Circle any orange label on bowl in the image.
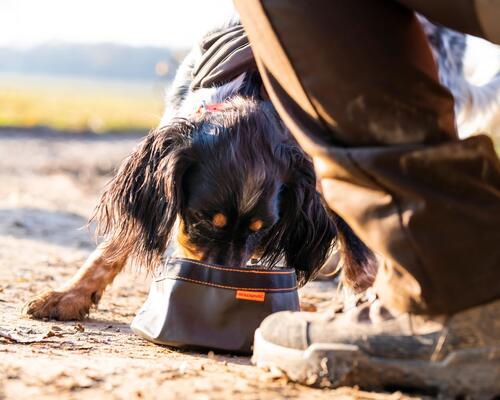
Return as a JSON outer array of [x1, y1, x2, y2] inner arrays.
[[236, 290, 266, 302]]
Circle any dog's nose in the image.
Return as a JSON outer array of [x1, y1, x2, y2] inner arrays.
[[206, 243, 248, 268]]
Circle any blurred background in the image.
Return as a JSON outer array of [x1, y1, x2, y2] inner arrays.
[[0, 0, 235, 134]]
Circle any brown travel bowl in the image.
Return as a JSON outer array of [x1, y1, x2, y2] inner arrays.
[[131, 257, 300, 354]]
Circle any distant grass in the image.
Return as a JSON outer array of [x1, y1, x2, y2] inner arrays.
[[1, 73, 498, 154], [0, 73, 165, 133], [493, 136, 500, 154]]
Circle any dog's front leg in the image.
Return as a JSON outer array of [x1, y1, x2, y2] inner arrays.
[[22, 242, 127, 321]]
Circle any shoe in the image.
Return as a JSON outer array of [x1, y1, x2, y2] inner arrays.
[[252, 297, 500, 398]]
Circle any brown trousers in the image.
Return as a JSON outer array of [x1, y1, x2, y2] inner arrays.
[[234, 0, 500, 315]]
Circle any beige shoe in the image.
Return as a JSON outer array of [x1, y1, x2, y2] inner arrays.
[[252, 297, 500, 398]]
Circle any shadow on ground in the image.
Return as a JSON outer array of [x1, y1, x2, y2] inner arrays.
[[0, 207, 94, 249]]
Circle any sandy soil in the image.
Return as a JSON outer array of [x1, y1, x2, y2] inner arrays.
[[0, 129, 413, 400]]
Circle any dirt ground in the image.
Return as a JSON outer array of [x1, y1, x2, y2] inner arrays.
[[0, 129, 414, 400]]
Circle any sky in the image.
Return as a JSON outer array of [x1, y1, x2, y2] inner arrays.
[[0, 0, 236, 49]]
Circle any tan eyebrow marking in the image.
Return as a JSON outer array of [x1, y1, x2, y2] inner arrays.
[[249, 219, 264, 232], [212, 213, 227, 228]]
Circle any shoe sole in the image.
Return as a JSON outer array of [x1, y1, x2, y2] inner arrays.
[[252, 328, 500, 398]]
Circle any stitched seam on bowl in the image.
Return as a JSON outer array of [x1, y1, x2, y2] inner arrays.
[[161, 274, 298, 292], [172, 258, 294, 275]]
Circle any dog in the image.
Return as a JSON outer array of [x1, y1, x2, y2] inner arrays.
[[22, 25, 376, 321], [23, 18, 499, 321]]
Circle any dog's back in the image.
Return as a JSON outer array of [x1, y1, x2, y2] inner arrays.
[[160, 20, 260, 126], [419, 15, 500, 138], [164, 18, 500, 138]]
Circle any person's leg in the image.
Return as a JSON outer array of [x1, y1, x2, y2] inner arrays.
[[235, 0, 500, 315], [234, 0, 500, 393]]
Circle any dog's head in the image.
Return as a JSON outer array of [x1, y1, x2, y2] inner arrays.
[[94, 97, 336, 283]]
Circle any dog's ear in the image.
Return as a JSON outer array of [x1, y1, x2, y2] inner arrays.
[[92, 120, 193, 271], [260, 145, 336, 285], [333, 215, 379, 292], [260, 142, 378, 289]]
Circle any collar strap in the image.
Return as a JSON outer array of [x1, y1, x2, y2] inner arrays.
[[196, 100, 225, 116]]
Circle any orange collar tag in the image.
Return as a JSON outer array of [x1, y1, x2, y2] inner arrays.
[[236, 290, 266, 302]]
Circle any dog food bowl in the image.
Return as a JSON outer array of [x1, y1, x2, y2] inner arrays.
[[131, 257, 299, 353]]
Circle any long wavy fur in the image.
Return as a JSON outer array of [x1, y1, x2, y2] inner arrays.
[[91, 121, 194, 271]]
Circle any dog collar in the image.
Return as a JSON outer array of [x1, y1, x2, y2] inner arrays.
[[195, 100, 224, 116]]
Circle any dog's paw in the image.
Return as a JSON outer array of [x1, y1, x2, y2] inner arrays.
[[22, 289, 93, 321]]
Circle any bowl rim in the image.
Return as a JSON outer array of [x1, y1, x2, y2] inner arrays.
[[164, 256, 296, 275]]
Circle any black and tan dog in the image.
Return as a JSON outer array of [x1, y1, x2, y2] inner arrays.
[[22, 24, 376, 321]]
